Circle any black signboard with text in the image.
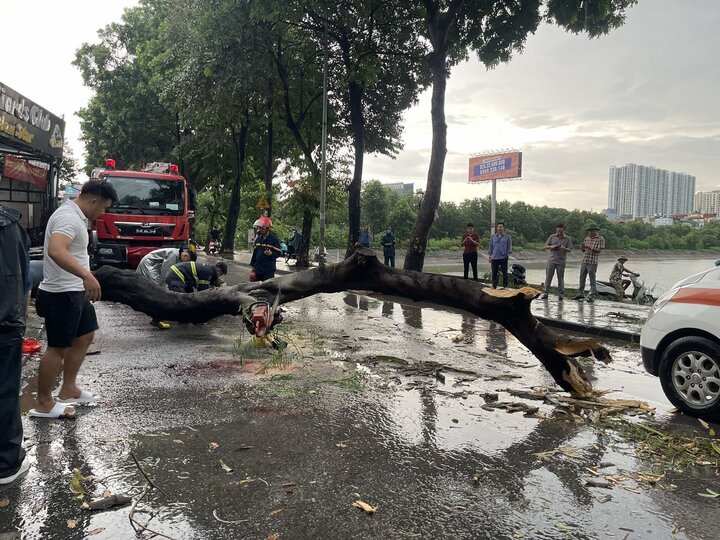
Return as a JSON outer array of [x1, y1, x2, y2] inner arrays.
[[0, 81, 65, 160]]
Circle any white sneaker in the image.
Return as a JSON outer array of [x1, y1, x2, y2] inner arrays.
[[0, 456, 30, 485]]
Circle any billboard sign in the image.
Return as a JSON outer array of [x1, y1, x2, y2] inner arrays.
[[0, 81, 65, 160], [3, 154, 49, 188], [468, 151, 522, 183]]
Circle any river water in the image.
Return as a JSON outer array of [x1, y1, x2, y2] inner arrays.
[[438, 257, 718, 296]]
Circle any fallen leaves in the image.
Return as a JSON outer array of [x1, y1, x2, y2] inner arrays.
[[67, 519, 77, 529], [69, 468, 86, 499], [268, 509, 283, 518], [698, 419, 716, 437], [219, 459, 234, 474], [500, 387, 656, 417], [209, 442, 220, 450], [353, 500, 377, 514], [86, 527, 106, 536], [698, 488, 720, 499], [0, 498, 9, 508], [533, 446, 585, 463], [212, 509, 249, 524]]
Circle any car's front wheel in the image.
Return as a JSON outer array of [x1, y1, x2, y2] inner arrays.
[[659, 336, 720, 422]]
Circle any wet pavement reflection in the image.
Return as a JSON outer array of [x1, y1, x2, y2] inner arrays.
[[2, 273, 718, 539]]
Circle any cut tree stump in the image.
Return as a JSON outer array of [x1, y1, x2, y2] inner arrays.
[[93, 248, 611, 396]]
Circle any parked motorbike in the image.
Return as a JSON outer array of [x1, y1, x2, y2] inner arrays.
[[208, 240, 220, 254], [508, 263, 527, 287], [596, 272, 655, 305]]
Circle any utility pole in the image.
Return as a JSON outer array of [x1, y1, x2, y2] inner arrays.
[[318, 19, 329, 268]]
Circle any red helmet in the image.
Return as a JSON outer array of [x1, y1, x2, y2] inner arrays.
[[257, 216, 272, 228]]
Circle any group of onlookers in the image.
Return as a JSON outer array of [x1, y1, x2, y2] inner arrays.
[[461, 221, 637, 302]]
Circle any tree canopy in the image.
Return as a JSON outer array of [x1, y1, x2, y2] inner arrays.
[[75, 0, 640, 264]]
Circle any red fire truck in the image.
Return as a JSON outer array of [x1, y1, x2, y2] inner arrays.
[[90, 159, 195, 268]]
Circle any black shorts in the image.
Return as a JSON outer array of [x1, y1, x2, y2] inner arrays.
[[35, 290, 99, 348]]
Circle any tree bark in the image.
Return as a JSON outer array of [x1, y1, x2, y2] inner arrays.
[[94, 249, 609, 397], [345, 81, 365, 258], [404, 49, 447, 272], [223, 118, 249, 253], [264, 101, 274, 218], [295, 206, 314, 268]]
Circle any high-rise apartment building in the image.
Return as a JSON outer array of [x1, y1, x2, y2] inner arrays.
[[694, 190, 720, 214], [607, 164, 696, 219]]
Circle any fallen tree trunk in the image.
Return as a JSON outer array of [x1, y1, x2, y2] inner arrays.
[[94, 249, 611, 396]]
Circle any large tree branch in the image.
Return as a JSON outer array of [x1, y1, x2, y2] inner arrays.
[[94, 250, 610, 397]]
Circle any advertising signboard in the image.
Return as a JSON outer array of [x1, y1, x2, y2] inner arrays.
[[3, 154, 48, 188], [468, 151, 522, 183], [0, 81, 65, 160]]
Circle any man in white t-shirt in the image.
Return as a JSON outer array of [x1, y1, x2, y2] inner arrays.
[[29, 180, 117, 419]]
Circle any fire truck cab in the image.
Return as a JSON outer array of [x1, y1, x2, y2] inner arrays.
[[90, 159, 195, 268]]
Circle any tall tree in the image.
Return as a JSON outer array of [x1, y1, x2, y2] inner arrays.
[[403, 0, 638, 271], [58, 142, 79, 187], [165, 0, 267, 252], [73, 0, 180, 172], [294, 0, 428, 256]]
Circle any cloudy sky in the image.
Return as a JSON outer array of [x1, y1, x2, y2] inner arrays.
[[2, 0, 719, 210]]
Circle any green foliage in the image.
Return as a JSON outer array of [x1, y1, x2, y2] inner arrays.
[[58, 142, 79, 187]]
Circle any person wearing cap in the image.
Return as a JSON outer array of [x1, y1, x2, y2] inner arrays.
[[380, 226, 397, 267], [166, 261, 228, 293], [574, 224, 605, 303], [609, 257, 637, 302], [250, 217, 282, 281]]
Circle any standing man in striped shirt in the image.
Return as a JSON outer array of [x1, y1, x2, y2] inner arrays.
[[575, 224, 606, 303]]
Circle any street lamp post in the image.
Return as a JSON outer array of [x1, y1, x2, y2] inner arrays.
[[318, 20, 329, 268]]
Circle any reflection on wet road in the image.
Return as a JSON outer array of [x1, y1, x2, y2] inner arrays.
[[3, 281, 718, 539]]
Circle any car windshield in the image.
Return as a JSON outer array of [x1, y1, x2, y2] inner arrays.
[[104, 176, 184, 215]]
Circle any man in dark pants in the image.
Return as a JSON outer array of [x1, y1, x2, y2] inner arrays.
[[0, 204, 30, 484], [250, 216, 282, 281], [380, 226, 396, 267], [488, 222, 512, 289], [461, 223, 480, 280], [166, 261, 227, 292]]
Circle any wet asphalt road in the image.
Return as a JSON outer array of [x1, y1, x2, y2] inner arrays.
[[2, 260, 720, 539]]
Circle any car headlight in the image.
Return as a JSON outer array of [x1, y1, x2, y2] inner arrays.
[[646, 290, 676, 321]]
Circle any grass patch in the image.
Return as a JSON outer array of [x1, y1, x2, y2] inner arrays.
[[265, 383, 297, 399], [608, 418, 720, 473], [326, 371, 364, 392]]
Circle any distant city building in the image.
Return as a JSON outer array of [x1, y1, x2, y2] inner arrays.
[[694, 190, 720, 215], [607, 164, 696, 219], [653, 217, 674, 228], [385, 182, 414, 195], [602, 208, 617, 222]]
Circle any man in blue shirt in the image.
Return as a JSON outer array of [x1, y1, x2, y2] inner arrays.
[[487, 222, 512, 289], [359, 224, 372, 248]]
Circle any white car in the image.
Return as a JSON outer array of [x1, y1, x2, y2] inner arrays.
[[640, 265, 720, 421]]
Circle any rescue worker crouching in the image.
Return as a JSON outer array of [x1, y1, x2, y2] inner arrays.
[[250, 216, 282, 281], [165, 261, 228, 293]]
